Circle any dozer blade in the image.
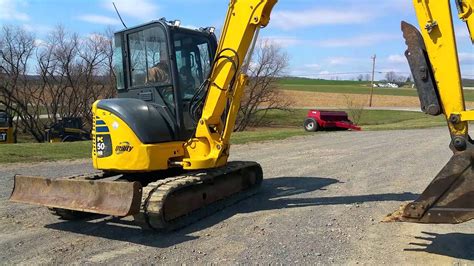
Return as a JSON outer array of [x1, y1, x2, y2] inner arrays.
[[389, 149, 474, 224], [10, 175, 142, 216]]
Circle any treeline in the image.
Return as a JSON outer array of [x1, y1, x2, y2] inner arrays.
[[0, 25, 116, 142]]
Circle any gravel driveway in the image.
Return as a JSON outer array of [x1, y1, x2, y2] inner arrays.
[[0, 127, 472, 264]]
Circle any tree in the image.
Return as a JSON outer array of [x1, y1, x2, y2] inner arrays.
[[385, 71, 397, 82], [385, 71, 409, 87], [0, 25, 115, 142], [235, 40, 292, 131], [0, 25, 42, 141]]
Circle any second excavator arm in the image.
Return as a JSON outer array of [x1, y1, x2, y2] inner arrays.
[[393, 0, 474, 223]]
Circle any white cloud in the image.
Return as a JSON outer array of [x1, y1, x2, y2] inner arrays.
[[326, 57, 354, 66], [261, 36, 301, 47], [77, 15, 120, 25], [304, 64, 321, 70], [387, 54, 406, 64], [459, 52, 474, 64], [22, 24, 53, 34], [455, 25, 471, 38], [34, 39, 45, 46], [0, 0, 29, 21], [272, 9, 376, 30], [316, 34, 398, 47], [103, 0, 159, 20]]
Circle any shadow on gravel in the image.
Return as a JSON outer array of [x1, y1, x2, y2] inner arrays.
[[45, 176, 418, 248], [405, 231, 474, 260]]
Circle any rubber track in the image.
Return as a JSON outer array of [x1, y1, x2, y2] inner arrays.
[[138, 161, 262, 231]]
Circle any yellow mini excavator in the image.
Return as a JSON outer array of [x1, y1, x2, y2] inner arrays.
[[11, 0, 277, 230], [9, 0, 474, 229]]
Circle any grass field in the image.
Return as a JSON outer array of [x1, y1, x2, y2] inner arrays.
[[279, 77, 370, 86], [0, 141, 91, 164], [279, 79, 474, 101], [259, 109, 446, 130], [0, 110, 446, 164]]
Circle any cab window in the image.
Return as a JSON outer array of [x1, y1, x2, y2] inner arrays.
[[128, 26, 170, 87], [173, 33, 212, 100]]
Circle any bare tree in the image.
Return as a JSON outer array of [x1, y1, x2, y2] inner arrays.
[[344, 95, 365, 125], [235, 40, 292, 131], [0, 25, 45, 141], [38, 27, 115, 127], [385, 71, 397, 82], [0, 25, 115, 142]]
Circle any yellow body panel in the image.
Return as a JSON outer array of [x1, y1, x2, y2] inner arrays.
[[92, 101, 184, 172], [413, 0, 467, 137], [0, 127, 13, 144]]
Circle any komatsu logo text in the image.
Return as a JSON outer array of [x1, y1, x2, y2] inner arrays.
[[115, 142, 134, 154]]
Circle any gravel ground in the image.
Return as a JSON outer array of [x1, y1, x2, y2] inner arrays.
[[0, 127, 473, 264]]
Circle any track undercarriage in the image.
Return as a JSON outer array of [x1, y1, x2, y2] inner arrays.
[[10, 161, 262, 231]]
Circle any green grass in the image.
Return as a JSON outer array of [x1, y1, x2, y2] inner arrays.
[[258, 109, 446, 130], [0, 141, 91, 164], [0, 110, 447, 164], [278, 77, 370, 86], [280, 83, 474, 101]]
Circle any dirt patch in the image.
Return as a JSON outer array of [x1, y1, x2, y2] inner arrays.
[[281, 90, 474, 109]]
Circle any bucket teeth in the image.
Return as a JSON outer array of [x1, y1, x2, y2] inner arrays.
[[386, 149, 474, 224]]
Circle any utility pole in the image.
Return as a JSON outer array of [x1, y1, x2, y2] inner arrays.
[[369, 54, 376, 107]]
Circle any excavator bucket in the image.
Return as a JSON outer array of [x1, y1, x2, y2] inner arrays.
[[10, 175, 142, 216], [388, 149, 474, 223], [385, 22, 474, 224]]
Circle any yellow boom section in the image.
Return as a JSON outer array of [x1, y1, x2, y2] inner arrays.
[[456, 0, 474, 43], [413, 0, 466, 138], [183, 0, 277, 170]]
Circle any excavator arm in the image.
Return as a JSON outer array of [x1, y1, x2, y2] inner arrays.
[[391, 0, 474, 223], [183, 0, 276, 169]]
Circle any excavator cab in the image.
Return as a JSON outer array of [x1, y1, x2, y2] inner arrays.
[[111, 19, 217, 142], [0, 110, 14, 144]]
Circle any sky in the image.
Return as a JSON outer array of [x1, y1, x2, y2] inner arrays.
[[0, 0, 473, 80]]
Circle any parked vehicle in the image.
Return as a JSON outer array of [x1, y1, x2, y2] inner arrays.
[[0, 110, 14, 144], [45, 117, 91, 142], [304, 110, 361, 132]]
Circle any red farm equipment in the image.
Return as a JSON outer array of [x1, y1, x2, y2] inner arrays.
[[304, 110, 361, 132]]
